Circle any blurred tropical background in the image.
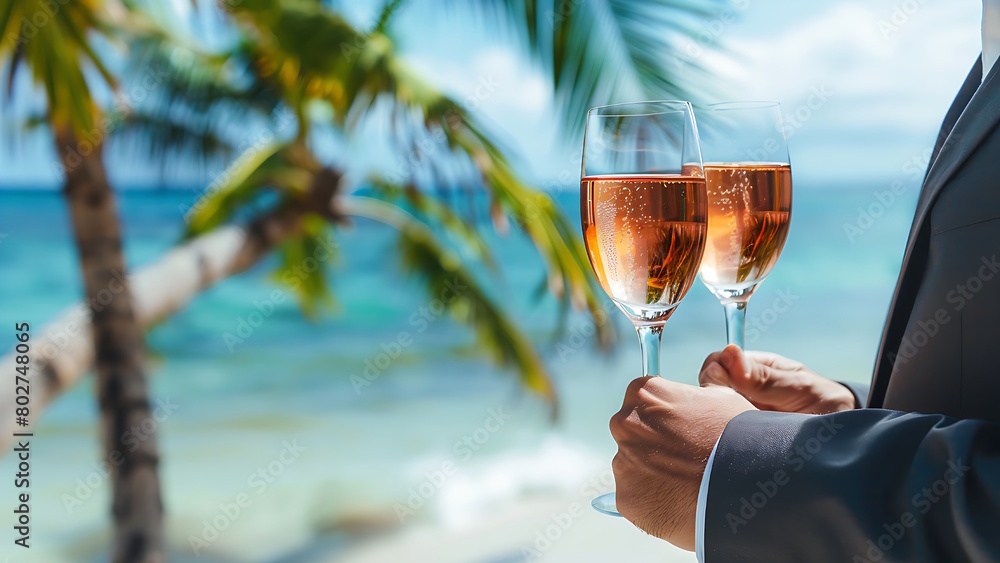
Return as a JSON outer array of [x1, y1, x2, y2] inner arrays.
[[0, 0, 984, 561]]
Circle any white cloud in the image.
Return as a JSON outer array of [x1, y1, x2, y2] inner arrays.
[[471, 47, 552, 116], [403, 45, 552, 119], [699, 1, 982, 177], [712, 2, 980, 128], [402, 45, 559, 178]]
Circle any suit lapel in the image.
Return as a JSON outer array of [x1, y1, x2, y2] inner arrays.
[[921, 59, 983, 190], [912, 58, 1000, 238], [870, 57, 1000, 407]]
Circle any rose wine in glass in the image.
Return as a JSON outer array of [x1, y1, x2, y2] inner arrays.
[[696, 103, 792, 347], [582, 176, 707, 316], [581, 101, 707, 516]]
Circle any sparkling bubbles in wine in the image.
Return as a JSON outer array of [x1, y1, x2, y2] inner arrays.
[[699, 163, 792, 302], [581, 174, 708, 323]]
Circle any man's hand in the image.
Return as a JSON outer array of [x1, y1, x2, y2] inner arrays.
[[610, 377, 756, 550], [699, 344, 856, 414]]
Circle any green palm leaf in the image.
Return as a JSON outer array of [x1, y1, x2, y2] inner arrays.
[[269, 212, 338, 319], [343, 195, 558, 416], [111, 109, 235, 167], [462, 0, 728, 132], [183, 141, 289, 236], [0, 0, 117, 134], [114, 31, 285, 164], [370, 179, 498, 270], [202, 1, 616, 350]]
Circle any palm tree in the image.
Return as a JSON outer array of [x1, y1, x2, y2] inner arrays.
[[127, 0, 727, 404], [121, 0, 606, 410], [0, 0, 165, 560], [0, 0, 726, 558], [2, 0, 727, 440]]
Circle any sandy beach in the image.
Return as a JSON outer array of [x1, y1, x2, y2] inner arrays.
[[333, 489, 697, 563]]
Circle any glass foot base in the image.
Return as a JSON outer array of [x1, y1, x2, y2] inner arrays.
[[591, 492, 622, 517]]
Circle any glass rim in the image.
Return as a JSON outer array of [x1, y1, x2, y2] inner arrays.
[[587, 100, 693, 118], [698, 100, 781, 112]]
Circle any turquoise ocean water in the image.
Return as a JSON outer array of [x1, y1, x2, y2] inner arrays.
[[0, 181, 915, 561]]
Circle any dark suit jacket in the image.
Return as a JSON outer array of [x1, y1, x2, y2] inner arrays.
[[705, 58, 1000, 562]]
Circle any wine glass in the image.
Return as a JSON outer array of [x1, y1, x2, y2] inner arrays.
[[695, 102, 792, 348], [581, 101, 708, 516]]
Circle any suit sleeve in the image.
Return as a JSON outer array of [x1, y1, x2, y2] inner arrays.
[[704, 408, 1000, 563]]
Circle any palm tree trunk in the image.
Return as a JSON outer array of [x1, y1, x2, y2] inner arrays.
[[56, 127, 164, 563], [0, 195, 309, 454]]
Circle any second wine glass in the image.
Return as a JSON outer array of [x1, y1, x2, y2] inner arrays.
[[696, 102, 793, 348]]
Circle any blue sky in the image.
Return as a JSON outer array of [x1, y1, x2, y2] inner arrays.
[[390, 0, 984, 185], [0, 0, 985, 187]]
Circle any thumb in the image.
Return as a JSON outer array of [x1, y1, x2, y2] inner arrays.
[[719, 344, 764, 394], [699, 360, 733, 388], [719, 346, 806, 410]]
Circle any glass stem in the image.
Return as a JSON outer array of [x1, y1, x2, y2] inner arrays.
[[724, 301, 747, 349], [636, 325, 663, 377]]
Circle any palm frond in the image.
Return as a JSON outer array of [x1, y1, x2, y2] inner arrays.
[[481, 142, 617, 348], [342, 195, 558, 417], [219, 3, 616, 349], [114, 32, 286, 164], [112, 0, 619, 394], [359, 64, 616, 348], [221, 0, 366, 124], [461, 0, 729, 133], [127, 38, 282, 117], [0, 0, 119, 134], [183, 141, 289, 236], [371, 0, 406, 34], [110, 109, 234, 166], [0, 1, 18, 41], [269, 212, 338, 319], [407, 93, 617, 350], [370, 179, 497, 270]]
